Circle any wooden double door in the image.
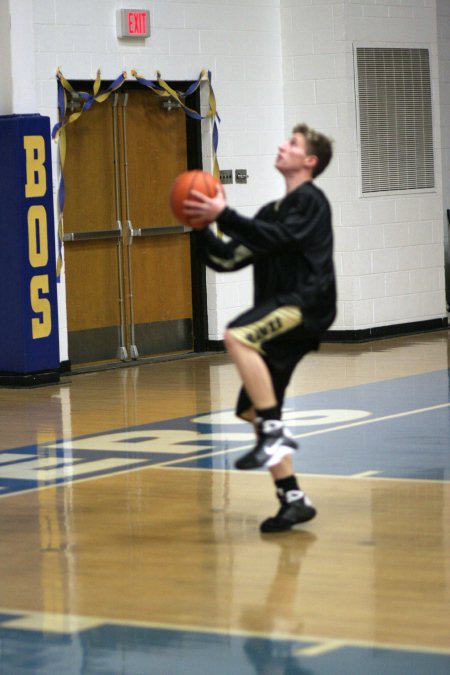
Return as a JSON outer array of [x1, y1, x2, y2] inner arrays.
[[63, 86, 203, 366]]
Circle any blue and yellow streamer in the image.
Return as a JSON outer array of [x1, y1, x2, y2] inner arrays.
[[52, 69, 220, 278]]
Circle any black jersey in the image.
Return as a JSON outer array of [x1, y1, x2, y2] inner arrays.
[[194, 181, 336, 336]]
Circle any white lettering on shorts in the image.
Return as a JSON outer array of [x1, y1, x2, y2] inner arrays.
[[230, 306, 302, 352]]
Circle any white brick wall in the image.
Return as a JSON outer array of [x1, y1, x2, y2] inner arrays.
[[437, 0, 450, 308], [282, 0, 447, 332], [0, 1, 13, 114], [28, 0, 285, 348]]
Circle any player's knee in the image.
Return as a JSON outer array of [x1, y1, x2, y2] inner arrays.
[[224, 328, 235, 351], [224, 329, 246, 356]]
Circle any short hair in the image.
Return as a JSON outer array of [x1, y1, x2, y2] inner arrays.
[[293, 123, 333, 178]]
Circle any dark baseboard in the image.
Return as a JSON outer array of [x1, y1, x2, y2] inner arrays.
[[206, 340, 225, 352], [59, 360, 71, 373], [324, 317, 448, 343], [0, 369, 61, 388]]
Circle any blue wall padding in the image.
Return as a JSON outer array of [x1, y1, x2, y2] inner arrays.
[[0, 114, 59, 373]]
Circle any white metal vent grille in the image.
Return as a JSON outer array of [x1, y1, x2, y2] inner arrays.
[[356, 47, 435, 194]]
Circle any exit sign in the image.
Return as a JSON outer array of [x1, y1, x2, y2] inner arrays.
[[116, 9, 150, 38]]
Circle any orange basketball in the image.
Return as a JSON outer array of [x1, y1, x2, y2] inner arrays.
[[169, 170, 220, 229]]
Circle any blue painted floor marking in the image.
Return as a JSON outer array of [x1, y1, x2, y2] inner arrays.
[[1, 371, 449, 673], [0, 370, 449, 497], [0, 613, 449, 675]]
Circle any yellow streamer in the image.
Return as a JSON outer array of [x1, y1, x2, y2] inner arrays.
[[54, 68, 221, 274]]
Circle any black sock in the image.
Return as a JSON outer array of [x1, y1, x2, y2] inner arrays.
[[275, 476, 299, 493], [255, 405, 281, 422], [275, 475, 304, 504]]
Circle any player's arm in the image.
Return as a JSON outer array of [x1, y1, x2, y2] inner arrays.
[[192, 228, 253, 272], [217, 196, 329, 254]]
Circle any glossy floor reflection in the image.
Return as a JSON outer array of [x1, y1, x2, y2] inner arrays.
[[0, 331, 449, 674], [1, 614, 450, 675]]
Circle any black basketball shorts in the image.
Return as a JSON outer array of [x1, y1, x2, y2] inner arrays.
[[226, 299, 319, 421]]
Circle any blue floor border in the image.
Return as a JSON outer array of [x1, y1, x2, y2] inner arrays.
[[0, 612, 449, 675]]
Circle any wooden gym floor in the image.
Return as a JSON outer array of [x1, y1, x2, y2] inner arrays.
[[0, 330, 449, 674]]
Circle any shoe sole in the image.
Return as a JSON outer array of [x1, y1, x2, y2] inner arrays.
[[260, 508, 317, 533], [234, 443, 295, 470]]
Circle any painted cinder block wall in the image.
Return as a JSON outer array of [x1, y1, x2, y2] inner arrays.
[[281, 0, 448, 333], [31, 0, 287, 356], [4, 0, 449, 359], [437, 0, 450, 307]]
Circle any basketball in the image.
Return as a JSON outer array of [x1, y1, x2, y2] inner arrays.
[[169, 170, 221, 229]]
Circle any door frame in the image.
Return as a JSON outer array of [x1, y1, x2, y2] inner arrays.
[[64, 78, 209, 356]]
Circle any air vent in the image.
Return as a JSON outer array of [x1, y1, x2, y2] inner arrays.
[[356, 47, 435, 194]]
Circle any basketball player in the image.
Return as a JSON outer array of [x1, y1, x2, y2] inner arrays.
[[183, 124, 336, 532]]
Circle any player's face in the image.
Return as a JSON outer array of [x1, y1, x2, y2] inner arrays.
[[275, 132, 312, 174]]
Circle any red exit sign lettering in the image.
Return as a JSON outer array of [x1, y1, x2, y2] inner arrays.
[[117, 9, 150, 38], [128, 11, 147, 35]]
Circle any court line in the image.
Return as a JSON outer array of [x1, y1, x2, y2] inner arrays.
[[293, 402, 450, 440], [0, 607, 449, 657], [1, 464, 448, 503], [0, 401, 449, 500], [156, 401, 450, 469], [351, 470, 380, 478], [293, 639, 343, 657], [160, 465, 450, 485]]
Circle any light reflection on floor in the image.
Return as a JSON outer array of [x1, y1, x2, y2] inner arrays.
[[0, 343, 449, 675]]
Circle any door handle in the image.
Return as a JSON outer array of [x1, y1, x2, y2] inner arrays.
[[130, 225, 189, 237], [63, 227, 122, 242]]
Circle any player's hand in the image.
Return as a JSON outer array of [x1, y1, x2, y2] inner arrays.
[[183, 185, 226, 227]]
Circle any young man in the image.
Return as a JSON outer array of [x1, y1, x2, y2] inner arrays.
[[184, 123, 336, 533]]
